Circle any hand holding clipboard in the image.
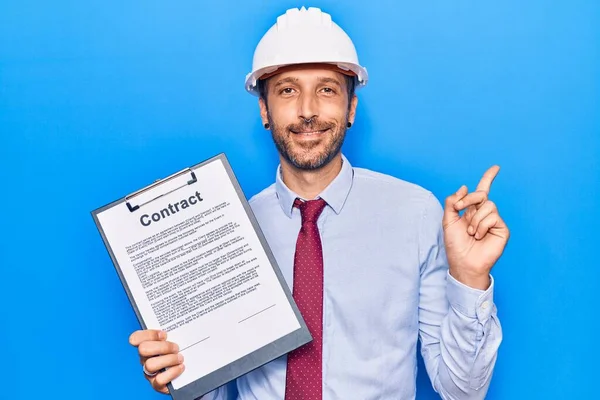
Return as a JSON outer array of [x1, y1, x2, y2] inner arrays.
[[92, 154, 311, 400]]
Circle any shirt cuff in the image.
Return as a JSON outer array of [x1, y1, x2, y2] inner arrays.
[[446, 271, 495, 321]]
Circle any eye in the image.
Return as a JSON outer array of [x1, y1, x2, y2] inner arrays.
[[320, 87, 336, 95], [280, 87, 296, 95]]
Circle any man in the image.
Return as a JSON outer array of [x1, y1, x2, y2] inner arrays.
[[129, 7, 509, 399]]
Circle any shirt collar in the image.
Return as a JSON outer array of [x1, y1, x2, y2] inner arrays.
[[275, 153, 354, 218]]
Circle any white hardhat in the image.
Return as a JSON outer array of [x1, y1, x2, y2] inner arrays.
[[245, 6, 368, 96]]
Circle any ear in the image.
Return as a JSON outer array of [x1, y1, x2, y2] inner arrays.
[[348, 95, 358, 125], [259, 97, 269, 126]]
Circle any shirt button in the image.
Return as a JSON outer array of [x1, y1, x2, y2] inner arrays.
[[481, 301, 490, 309]]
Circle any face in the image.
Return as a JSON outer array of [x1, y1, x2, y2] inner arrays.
[[259, 66, 358, 171]]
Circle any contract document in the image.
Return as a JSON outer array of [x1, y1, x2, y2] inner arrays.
[[92, 153, 310, 400]]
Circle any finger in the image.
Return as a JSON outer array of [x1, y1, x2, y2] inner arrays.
[[474, 213, 499, 240], [443, 185, 468, 227], [475, 165, 500, 194], [138, 340, 180, 358], [151, 383, 169, 395], [152, 364, 186, 392], [454, 190, 488, 212], [144, 353, 184, 375], [468, 201, 496, 236], [129, 329, 167, 347]]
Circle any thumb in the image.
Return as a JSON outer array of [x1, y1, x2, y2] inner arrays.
[[443, 185, 467, 228]]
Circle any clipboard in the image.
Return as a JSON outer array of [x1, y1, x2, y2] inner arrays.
[[91, 153, 311, 400]]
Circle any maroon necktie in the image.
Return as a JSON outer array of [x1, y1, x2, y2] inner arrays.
[[285, 198, 327, 400]]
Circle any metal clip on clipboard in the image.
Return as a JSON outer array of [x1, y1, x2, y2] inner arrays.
[[125, 168, 197, 212]]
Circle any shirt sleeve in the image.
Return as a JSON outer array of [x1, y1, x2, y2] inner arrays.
[[417, 193, 503, 399]]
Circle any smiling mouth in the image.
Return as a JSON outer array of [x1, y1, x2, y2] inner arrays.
[[290, 128, 330, 136]]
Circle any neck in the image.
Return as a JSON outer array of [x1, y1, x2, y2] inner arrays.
[[280, 153, 343, 200]]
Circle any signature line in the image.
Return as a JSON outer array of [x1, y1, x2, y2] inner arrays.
[[238, 304, 276, 323], [179, 336, 210, 352]]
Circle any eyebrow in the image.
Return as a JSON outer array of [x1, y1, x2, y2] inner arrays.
[[317, 76, 343, 88], [273, 77, 299, 89]]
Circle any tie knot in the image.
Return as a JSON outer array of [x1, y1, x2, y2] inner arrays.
[[294, 198, 327, 223]]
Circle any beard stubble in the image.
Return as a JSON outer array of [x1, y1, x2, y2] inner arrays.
[[267, 110, 349, 171]]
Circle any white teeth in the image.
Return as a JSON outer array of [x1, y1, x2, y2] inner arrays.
[[294, 129, 327, 135]]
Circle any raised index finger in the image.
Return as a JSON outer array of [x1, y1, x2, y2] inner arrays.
[[476, 165, 500, 194], [129, 329, 166, 346]]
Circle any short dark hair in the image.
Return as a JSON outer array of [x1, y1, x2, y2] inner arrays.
[[257, 74, 356, 108]]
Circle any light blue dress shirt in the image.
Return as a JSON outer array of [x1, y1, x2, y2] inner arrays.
[[204, 154, 502, 400]]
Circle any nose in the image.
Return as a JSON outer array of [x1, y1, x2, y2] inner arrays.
[[298, 92, 318, 123]]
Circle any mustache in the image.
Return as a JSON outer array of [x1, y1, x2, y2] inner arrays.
[[287, 119, 335, 133]]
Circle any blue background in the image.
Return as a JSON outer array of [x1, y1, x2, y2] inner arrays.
[[1, 1, 598, 399]]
